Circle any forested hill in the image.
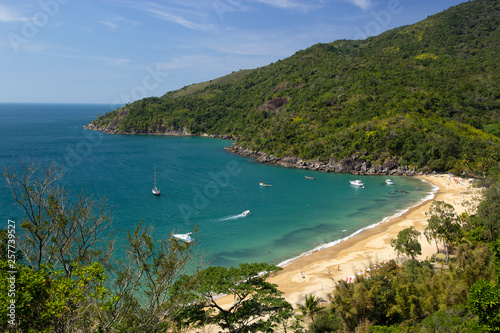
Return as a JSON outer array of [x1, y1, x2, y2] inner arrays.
[[88, 0, 500, 175]]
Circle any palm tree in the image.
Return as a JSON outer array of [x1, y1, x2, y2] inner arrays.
[[297, 294, 324, 332]]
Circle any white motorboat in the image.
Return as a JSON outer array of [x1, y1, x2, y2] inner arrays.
[[349, 180, 364, 187], [385, 179, 395, 185], [242, 210, 250, 216], [172, 232, 194, 243]]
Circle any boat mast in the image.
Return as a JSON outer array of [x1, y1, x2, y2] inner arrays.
[[154, 167, 157, 187]]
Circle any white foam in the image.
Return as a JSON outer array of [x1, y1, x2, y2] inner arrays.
[[219, 213, 248, 221], [277, 178, 438, 268]]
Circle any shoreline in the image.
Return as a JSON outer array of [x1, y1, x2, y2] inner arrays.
[[84, 126, 478, 306], [213, 174, 477, 309], [84, 125, 421, 176], [275, 177, 438, 269], [268, 174, 477, 306]]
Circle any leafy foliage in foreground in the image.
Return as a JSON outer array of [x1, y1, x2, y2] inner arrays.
[[173, 263, 297, 333], [90, 0, 500, 175], [0, 162, 202, 332]]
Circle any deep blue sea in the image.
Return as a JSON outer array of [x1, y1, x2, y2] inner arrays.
[[0, 103, 434, 267]]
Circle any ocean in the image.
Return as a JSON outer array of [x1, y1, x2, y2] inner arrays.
[[0, 103, 434, 268]]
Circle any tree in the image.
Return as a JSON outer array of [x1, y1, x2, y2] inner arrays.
[[2, 161, 200, 332], [2, 162, 115, 332], [102, 223, 200, 332], [174, 262, 295, 333], [419, 305, 483, 333], [468, 280, 500, 331], [0, 259, 110, 332], [311, 310, 343, 333], [391, 227, 422, 260], [476, 184, 500, 242], [3, 161, 114, 277], [297, 294, 324, 333], [468, 238, 500, 332], [425, 201, 461, 263]]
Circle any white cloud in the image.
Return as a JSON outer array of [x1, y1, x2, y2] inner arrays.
[[98, 15, 139, 32], [253, 0, 312, 11], [348, 0, 373, 10], [45, 52, 132, 66], [156, 55, 208, 71], [135, 2, 217, 31], [79, 26, 95, 34], [99, 20, 119, 31], [98, 56, 131, 67], [0, 5, 28, 22], [147, 8, 217, 31]]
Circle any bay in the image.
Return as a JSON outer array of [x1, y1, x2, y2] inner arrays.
[[0, 103, 433, 268]]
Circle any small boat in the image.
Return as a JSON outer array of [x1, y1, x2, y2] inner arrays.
[[172, 232, 194, 243], [385, 179, 395, 185], [242, 210, 250, 216], [305, 176, 316, 180], [152, 167, 160, 196], [259, 182, 271, 187], [349, 180, 364, 188]]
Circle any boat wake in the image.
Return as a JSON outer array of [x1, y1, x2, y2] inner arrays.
[[219, 210, 250, 221]]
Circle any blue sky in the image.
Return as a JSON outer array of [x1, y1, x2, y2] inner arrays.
[[1, 0, 466, 105]]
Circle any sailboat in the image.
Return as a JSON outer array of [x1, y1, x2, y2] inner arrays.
[[152, 167, 160, 196]]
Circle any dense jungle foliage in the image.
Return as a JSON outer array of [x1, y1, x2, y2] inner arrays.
[[90, 0, 500, 175]]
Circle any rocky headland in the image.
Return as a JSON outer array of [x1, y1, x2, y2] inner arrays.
[[225, 145, 421, 176], [85, 123, 422, 176]]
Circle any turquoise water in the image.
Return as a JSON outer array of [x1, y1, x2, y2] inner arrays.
[[0, 103, 433, 267]]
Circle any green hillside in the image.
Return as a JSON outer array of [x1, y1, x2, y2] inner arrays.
[[89, 0, 500, 175]]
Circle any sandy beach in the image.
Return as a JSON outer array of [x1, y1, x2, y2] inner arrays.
[[267, 174, 478, 307], [212, 174, 479, 311]]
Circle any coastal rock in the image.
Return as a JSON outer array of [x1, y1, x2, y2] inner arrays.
[[282, 156, 298, 165], [222, 144, 424, 176], [367, 165, 382, 175], [256, 155, 269, 163], [382, 158, 397, 171], [82, 133, 421, 177], [389, 169, 400, 175], [84, 123, 105, 131]]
